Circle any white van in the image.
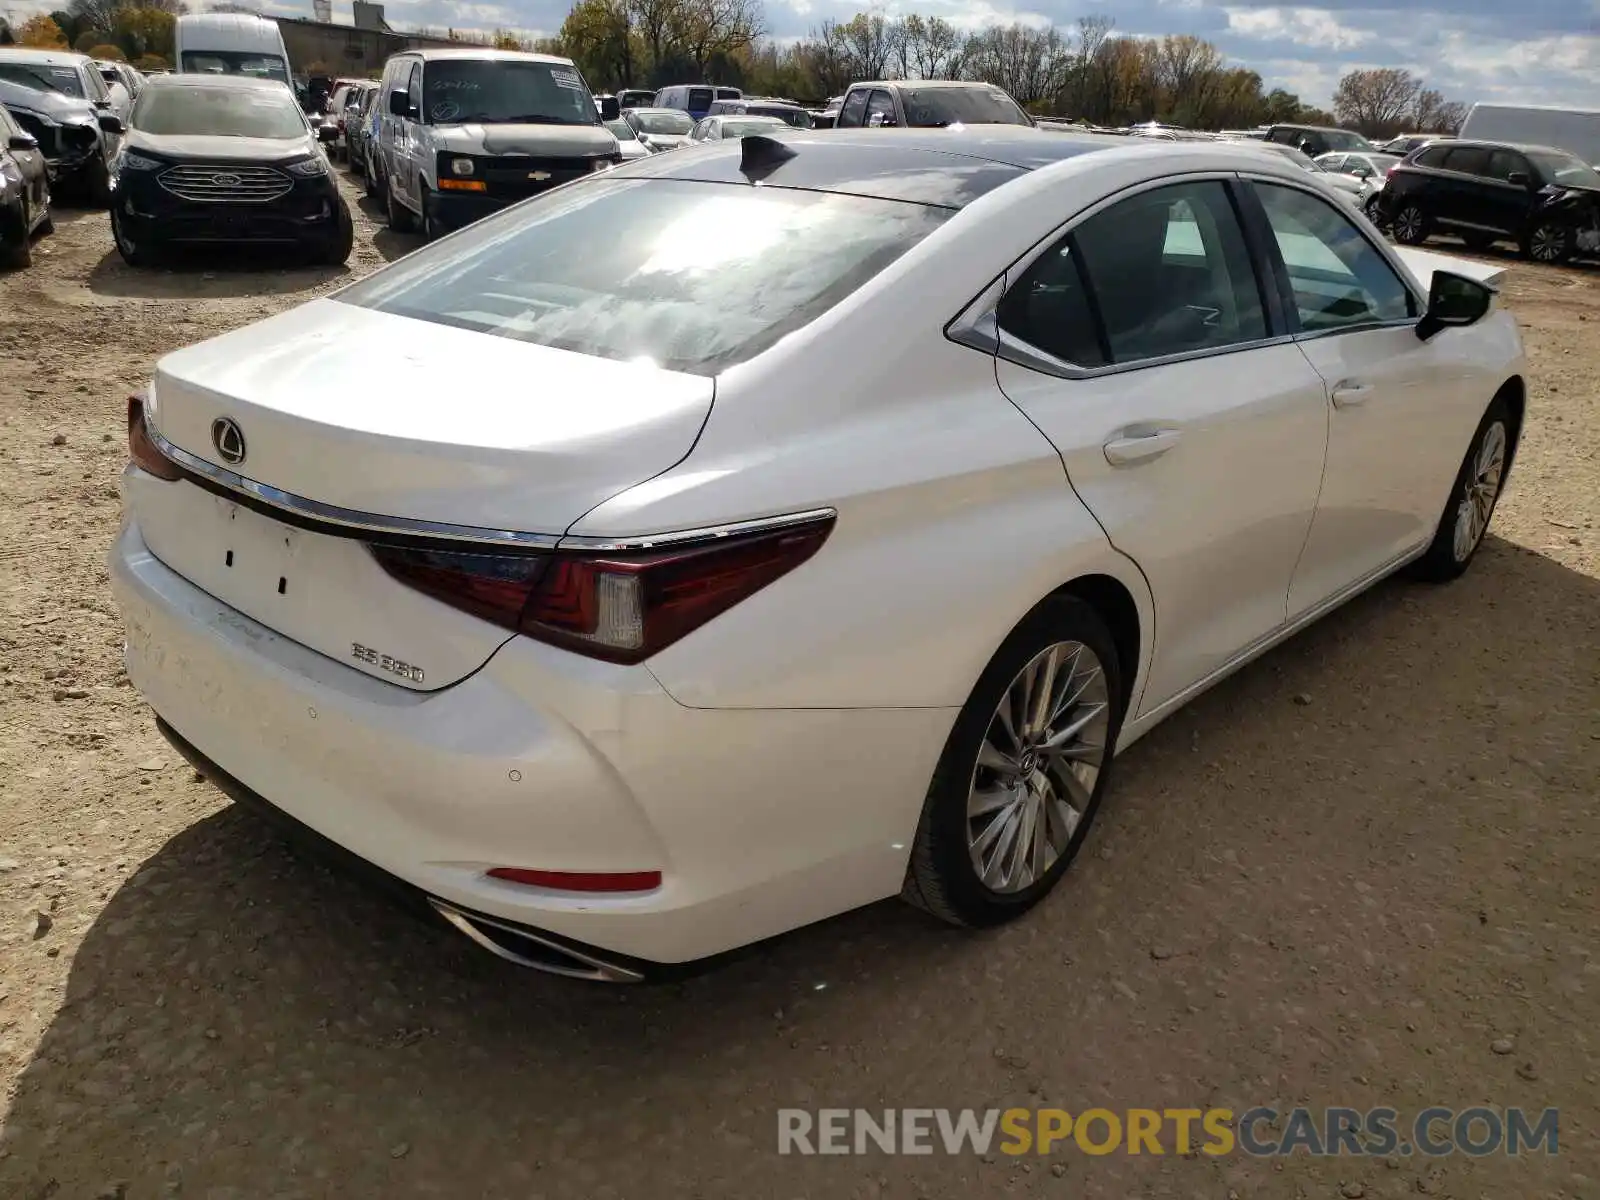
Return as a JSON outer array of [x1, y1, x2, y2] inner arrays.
[[1460, 104, 1600, 167], [174, 14, 291, 88]]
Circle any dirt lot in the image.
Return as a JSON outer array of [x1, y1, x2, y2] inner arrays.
[[0, 176, 1597, 1200]]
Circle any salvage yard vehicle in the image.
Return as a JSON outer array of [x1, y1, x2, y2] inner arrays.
[[603, 116, 651, 161], [114, 130, 1527, 981], [372, 48, 620, 240], [0, 101, 52, 268], [1382, 139, 1600, 263], [833, 80, 1033, 129], [688, 114, 787, 143], [0, 52, 124, 203], [622, 106, 695, 152], [109, 73, 352, 267], [174, 12, 291, 87]]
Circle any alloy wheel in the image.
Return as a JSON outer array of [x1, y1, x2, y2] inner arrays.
[[1395, 206, 1425, 242], [1452, 420, 1507, 562], [1530, 223, 1566, 263], [966, 640, 1110, 894]]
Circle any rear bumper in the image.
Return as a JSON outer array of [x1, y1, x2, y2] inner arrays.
[[110, 517, 950, 967]]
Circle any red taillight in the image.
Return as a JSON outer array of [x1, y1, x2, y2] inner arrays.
[[127, 394, 182, 481], [487, 867, 661, 893], [370, 515, 833, 664]]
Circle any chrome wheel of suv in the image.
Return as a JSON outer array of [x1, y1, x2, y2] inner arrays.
[[1393, 203, 1429, 245], [1526, 221, 1572, 264]]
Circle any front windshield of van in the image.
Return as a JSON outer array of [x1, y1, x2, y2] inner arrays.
[[422, 59, 598, 126], [180, 51, 290, 85]]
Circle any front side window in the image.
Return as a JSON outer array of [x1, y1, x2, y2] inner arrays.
[[1486, 149, 1529, 183], [836, 89, 868, 128], [1255, 182, 1415, 332], [132, 84, 306, 138], [178, 52, 289, 85], [406, 63, 422, 113], [338, 178, 950, 376], [421, 59, 596, 126], [865, 90, 897, 128]]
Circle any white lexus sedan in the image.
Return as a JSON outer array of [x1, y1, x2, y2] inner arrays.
[[113, 129, 1527, 981]]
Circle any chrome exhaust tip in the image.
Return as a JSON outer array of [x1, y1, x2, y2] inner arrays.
[[428, 898, 645, 984]]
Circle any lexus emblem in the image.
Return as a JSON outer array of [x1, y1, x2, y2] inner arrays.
[[211, 417, 246, 465], [211, 172, 243, 188]]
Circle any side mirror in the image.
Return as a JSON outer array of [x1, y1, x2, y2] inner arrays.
[[1417, 271, 1493, 341], [97, 113, 124, 134], [8, 132, 38, 151], [388, 89, 414, 119], [598, 95, 620, 121], [318, 124, 339, 143], [1506, 170, 1530, 187]]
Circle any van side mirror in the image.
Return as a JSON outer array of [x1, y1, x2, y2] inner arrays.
[[598, 95, 620, 122], [388, 89, 415, 119], [8, 132, 39, 151], [1417, 271, 1493, 341]]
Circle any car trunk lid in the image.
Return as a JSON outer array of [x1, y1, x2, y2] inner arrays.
[[135, 300, 712, 689]]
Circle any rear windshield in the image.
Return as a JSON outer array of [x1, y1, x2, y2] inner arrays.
[[422, 59, 598, 126], [133, 84, 306, 138], [338, 178, 949, 375], [180, 51, 289, 85], [900, 86, 1029, 128], [632, 110, 692, 134], [748, 104, 812, 128], [0, 62, 86, 98]]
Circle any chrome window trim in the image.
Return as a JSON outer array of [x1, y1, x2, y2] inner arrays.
[[143, 411, 834, 554], [950, 170, 1296, 380]]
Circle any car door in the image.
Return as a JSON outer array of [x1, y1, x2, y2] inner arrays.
[[1434, 144, 1491, 230], [398, 61, 424, 212], [990, 177, 1330, 714], [0, 105, 46, 223], [1484, 148, 1536, 237], [1243, 179, 1466, 615]]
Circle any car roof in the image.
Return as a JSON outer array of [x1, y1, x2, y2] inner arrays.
[[622, 128, 1203, 208], [1421, 138, 1579, 156], [400, 48, 575, 65], [629, 107, 687, 116], [143, 72, 287, 92], [0, 48, 91, 66]]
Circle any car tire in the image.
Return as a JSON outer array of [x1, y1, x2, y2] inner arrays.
[[366, 156, 385, 199], [1391, 202, 1431, 245], [318, 200, 355, 265], [385, 183, 416, 233], [419, 183, 440, 242], [1, 226, 31, 271], [1521, 220, 1573, 265], [1362, 193, 1384, 225], [1411, 395, 1513, 583], [37, 205, 54, 237], [86, 155, 113, 209], [110, 207, 156, 267], [902, 594, 1126, 929]]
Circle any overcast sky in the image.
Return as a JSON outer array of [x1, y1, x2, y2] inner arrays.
[[5, 0, 1596, 106]]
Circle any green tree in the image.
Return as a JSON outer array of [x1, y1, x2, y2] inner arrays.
[[16, 13, 70, 47]]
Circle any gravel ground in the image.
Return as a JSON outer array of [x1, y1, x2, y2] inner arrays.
[[1, 176, 1597, 1200]]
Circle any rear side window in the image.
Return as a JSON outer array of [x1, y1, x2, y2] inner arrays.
[[1443, 146, 1490, 175], [1254, 183, 1414, 331], [997, 240, 1106, 368], [338, 178, 950, 376], [1413, 145, 1449, 168]]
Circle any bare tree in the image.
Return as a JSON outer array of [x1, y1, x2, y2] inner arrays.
[[962, 22, 1071, 107], [900, 13, 962, 79], [1333, 67, 1421, 135], [835, 11, 895, 80], [1412, 87, 1467, 133]]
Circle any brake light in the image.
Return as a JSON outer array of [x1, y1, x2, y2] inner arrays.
[[127, 394, 181, 481], [369, 515, 834, 664], [487, 867, 661, 893]]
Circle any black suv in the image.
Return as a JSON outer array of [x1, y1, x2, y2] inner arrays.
[[833, 81, 1032, 130], [1380, 139, 1600, 264], [1262, 123, 1375, 158]]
